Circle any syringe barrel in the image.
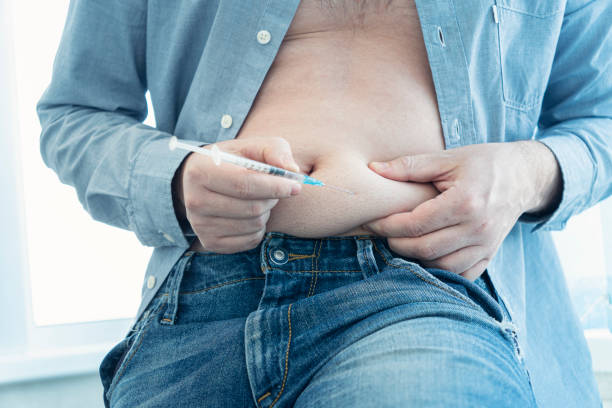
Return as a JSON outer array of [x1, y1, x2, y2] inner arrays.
[[218, 151, 307, 183]]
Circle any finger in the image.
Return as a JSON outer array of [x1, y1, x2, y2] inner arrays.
[[187, 189, 278, 219], [368, 151, 453, 182], [233, 137, 301, 173], [192, 213, 270, 237], [203, 166, 300, 199], [198, 230, 266, 254], [421, 245, 485, 274], [386, 225, 475, 261], [460, 259, 489, 282], [365, 188, 463, 237]]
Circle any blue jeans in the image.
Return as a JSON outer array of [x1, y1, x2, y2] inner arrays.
[[100, 233, 537, 407]]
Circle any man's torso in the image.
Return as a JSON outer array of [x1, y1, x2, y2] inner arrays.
[[192, 0, 443, 250]]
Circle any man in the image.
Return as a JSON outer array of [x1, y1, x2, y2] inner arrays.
[[38, 0, 610, 407]]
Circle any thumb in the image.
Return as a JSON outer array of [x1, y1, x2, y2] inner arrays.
[[368, 152, 452, 182]]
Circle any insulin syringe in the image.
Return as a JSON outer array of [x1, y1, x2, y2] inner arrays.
[[169, 137, 354, 195]]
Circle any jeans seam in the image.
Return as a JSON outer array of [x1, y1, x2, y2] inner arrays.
[[179, 276, 265, 295], [267, 304, 293, 408], [286, 269, 364, 273], [257, 392, 271, 404], [361, 240, 378, 278], [308, 241, 322, 297], [105, 296, 166, 401]]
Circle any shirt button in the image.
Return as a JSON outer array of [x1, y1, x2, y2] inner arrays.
[[220, 114, 233, 129], [257, 30, 271, 45], [162, 232, 175, 243], [146, 276, 156, 289]]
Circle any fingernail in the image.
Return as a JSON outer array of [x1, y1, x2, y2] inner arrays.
[[370, 161, 388, 171], [291, 183, 301, 195]]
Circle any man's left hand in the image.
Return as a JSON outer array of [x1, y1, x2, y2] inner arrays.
[[363, 141, 561, 281]]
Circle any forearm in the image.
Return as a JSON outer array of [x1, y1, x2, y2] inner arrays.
[[514, 140, 563, 217], [38, 104, 196, 247]]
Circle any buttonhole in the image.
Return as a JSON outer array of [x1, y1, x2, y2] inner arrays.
[[437, 26, 446, 47]]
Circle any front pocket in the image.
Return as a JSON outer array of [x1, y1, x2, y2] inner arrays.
[[103, 295, 166, 403], [496, 2, 563, 110], [177, 277, 265, 324]]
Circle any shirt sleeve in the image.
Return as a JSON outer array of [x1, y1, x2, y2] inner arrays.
[[37, 0, 200, 248], [518, 0, 612, 232]]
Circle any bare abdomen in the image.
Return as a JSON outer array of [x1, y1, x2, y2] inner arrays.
[[193, 3, 445, 246]]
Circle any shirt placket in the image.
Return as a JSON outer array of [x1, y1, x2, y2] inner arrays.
[[215, 0, 302, 144], [414, 0, 476, 149]]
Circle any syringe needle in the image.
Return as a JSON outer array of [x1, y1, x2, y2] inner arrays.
[[322, 183, 355, 195]]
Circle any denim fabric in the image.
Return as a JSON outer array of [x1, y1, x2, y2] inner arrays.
[[100, 233, 537, 407], [39, 1, 611, 406]]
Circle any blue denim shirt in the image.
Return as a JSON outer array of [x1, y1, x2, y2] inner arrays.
[[37, 1, 610, 406]]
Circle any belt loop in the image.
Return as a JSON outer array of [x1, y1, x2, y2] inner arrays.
[[355, 238, 379, 278], [160, 251, 196, 326]]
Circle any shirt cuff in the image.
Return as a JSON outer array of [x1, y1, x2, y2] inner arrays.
[[128, 135, 204, 247], [518, 134, 593, 232]]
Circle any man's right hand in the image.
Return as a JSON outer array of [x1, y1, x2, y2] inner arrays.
[[175, 137, 302, 254]]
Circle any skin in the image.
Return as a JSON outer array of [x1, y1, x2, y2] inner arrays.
[[362, 140, 563, 280], [176, 137, 301, 254]]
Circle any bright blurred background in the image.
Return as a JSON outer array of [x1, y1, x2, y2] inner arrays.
[[1, 1, 610, 406]]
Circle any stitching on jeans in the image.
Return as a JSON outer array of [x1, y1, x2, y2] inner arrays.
[[310, 266, 319, 297], [307, 242, 319, 296], [308, 241, 323, 297], [179, 277, 265, 295], [307, 266, 316, 297], [370, 241, 480, 309], [311, 242, 317, 271], [287, 253, 315, 261], [305, 241, 319, 297], [111, 324, 149, 390], [269, 304, 293, 408], [307, 241, 319, 297], [257, 392, 271, 403]]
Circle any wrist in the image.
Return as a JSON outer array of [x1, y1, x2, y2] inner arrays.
[[171, 154, 190, 232], [515, 140, 562, 216]]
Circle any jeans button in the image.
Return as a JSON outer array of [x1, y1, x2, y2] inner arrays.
[[270, 247, 288, 265]]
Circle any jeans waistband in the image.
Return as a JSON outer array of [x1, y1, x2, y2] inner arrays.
[[260, 232, 394, 274], [180, 232, 500, 313]]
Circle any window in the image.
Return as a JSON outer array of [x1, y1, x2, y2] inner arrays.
[[13, 0, 153, 326], [0, 0, 153, 383], [552, 201, 612, 330]]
